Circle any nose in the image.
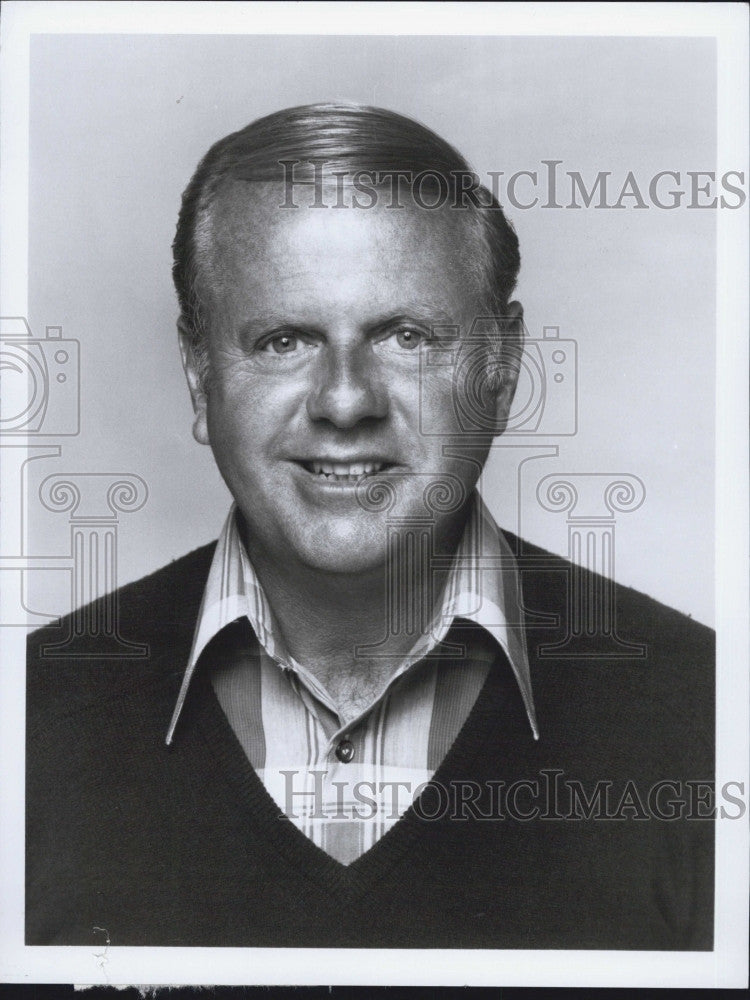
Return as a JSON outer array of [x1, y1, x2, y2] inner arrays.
[[306, 342, 388, 428]]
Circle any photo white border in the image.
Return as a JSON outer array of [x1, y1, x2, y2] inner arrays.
[[1, 1, 747, 989]]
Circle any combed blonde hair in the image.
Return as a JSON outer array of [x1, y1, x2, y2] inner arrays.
[[172, 103, 520, 387]]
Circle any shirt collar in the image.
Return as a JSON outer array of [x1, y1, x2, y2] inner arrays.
[[166, 494, 538, 745]]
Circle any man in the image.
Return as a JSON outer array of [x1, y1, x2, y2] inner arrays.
[[26, 104, 714, 949]]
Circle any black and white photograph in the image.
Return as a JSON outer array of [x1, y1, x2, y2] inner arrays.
[[0, 1, 748, 990]]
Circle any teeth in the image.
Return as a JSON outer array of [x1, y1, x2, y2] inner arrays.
[[308, 461, 385, 478]]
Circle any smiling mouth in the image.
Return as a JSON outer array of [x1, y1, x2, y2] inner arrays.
[[299, 460, 393, 482]]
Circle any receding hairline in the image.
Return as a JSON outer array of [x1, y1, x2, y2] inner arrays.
[[172, 103, 521, 387], [192, 172, 503, 318]]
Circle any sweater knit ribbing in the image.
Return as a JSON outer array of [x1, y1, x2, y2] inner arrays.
[[26, 533, 714, 948]]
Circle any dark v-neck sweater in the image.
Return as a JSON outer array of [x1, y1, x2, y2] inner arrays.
[[26, 534, 714, 949]]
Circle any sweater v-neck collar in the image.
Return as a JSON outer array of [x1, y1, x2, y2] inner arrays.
[[185, 649, 531, 899], [166, 497, 539, 747]]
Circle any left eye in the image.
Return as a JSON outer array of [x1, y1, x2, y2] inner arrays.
[[393, 329, 424, 350]]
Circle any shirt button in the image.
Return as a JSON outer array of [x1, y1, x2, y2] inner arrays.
[[335, 739, 355, 764]]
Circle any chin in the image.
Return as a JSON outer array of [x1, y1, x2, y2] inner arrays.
[[296, 519, 390, 576]]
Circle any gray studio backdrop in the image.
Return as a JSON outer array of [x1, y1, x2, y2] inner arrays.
[[25, 33, 715, 626]]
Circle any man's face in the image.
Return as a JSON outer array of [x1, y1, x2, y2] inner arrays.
[[182, 180, 519, 576]]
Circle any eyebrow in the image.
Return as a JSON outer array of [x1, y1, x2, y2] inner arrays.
[[236, 305, 462, 343], [367, 307, 459, 333]]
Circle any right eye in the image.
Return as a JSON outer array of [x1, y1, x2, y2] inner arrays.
[[261, 334, 299, 354]]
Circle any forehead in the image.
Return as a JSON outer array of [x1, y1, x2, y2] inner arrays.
[[201, 179, 486, 323]]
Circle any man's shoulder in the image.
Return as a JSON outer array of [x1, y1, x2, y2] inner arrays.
[[503, 527, 714, 646], [28, 540, 216, 649], [501, 529, 714, 773], [26, 541, 218, 731]]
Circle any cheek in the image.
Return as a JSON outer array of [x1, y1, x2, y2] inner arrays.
[[415, 369, 462, 435], [203, 379, 262, 478], [205, 372, 305, 468], [422, 347, 499, 437]]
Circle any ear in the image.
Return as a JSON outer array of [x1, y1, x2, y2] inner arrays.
[[177, 318, 210, 446], [492, 300, 524, 435]]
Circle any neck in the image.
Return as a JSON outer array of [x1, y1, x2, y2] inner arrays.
[[240, 515, 468, 722]]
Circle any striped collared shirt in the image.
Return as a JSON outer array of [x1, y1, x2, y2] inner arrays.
[[166, 492, 538, 864]]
